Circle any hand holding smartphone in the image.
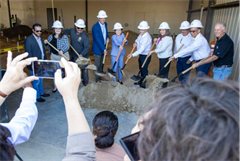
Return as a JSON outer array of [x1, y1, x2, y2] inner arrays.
[[32, 60, 65, 79]]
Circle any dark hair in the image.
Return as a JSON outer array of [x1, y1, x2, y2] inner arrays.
[[160, 29, 171, 37], [92, 111, 118, 149], [0, 125, 14, 161], [52, 28, 64, 39], [32, 23, 42, 30], [138, 78, 239, 161]]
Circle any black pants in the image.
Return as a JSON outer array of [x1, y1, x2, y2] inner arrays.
[[70, 56, 89, 86], [94, 54, 104, 82], [138, 55, 151, 83], [159, 57, 171, 88], [177, 56, 192, 84]]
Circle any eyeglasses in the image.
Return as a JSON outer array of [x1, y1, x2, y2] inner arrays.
[[77, 27, 84, 30], [35, 30, 42, 33], [190, 30, 197, 33]]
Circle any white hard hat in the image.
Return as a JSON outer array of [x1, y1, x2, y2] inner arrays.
[[113, 22, 123, 30], [158, 22, 170, 29], [138, 21, 150, 30], [52, 20, 63, 28], [179, 21, 190, 29], [97, 10, 108, 18], [75, 19, 86, 28], [190, 19, 203, 28]]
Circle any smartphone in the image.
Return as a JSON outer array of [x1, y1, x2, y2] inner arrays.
[[119, 132, 140, 161], [32, 60, 65, 79]]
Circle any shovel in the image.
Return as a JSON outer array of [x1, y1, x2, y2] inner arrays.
[[130, 42, 156, 81], [120, 46, 136, 77], [46, 41, 69, 60], [158, 44, 184, 75], [95, 41, 109, 77], [108, 32, 129, 79], [70, 44, 90, 65], [170, 56, 210, 82]]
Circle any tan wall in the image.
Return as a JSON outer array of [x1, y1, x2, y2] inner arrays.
[[0, 0, 189, 35], [0, 0, 36, 28]]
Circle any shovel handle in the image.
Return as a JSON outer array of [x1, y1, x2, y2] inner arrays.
[[47, 42, 69, 60], [141, 43, 156, 68], [164, 60, 171, 68], [114, 32, 129, 63], [102, 41, 109, 64], [182, 66, 193, 74], [70, 44, 81, 58], [124, 46, 136, 64], [175, 44, 184, 54]]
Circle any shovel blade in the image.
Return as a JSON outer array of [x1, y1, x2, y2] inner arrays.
[[130, 75, 141, 81], [107, 68, 116, 76]]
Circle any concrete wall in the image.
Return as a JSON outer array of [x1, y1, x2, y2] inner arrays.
[[0, 0, 36, 28], [0, 0, 189, 35]]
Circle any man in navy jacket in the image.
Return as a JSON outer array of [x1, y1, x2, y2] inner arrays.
[[92, 10, 110, 82], [24, 23, 50, 102]]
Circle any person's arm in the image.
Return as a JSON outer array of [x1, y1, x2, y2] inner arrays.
[[192, 54, 218, 68], [24, 37, 32, 58], [0, 51, 38, 105], [155, 37, 172, 53], [174, 38, 203, 58], [92, 25, 106, 52], [81, 35, 90, 57], [1, 87, 38, 146], [132, 37, 151, 57], [60, 35, 70, 53], [55, 58, 95, 161]]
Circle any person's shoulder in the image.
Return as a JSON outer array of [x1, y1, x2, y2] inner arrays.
[[82, 32, 89, 38], [225, 34, 233, 43]]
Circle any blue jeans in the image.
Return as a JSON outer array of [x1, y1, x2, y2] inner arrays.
[[111, 55, 124, 81], [196, 60, 212, 77], [30, 71, 44, 99], [213, 66, 232, 81], [177, 56, 192, 84]]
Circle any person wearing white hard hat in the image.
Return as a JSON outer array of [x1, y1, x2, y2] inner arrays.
[[127, 21, 152, 88], [174, 21, 193, 84], [44, 20, 69, 92], [149, 22, 173, 88], [92, 10, 110, 82], [65, 19, 90, 86], [110, 22, 128, 84], [169, 19, 211, 76]]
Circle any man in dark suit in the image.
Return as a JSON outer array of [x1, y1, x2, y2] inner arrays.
[[25, 23, 50, 102], [92, 10, 110, 82]]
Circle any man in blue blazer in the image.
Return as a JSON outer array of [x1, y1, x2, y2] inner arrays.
[[92, 10, 110, 82], [25, 23, 50, 102]]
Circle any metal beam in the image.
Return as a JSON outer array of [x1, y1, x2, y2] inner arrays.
[[7, 0, 12, 28], [187, 0, 193, 22], [204, 0, 216, 41], [210, 1, 239, 9]]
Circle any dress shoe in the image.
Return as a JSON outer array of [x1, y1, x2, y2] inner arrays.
[[37, 98, 45, 102], [118, 80, 123, 85], [41, 93, 50, 97], [52, 89, 57, 93], [140, 81, 146, 89]]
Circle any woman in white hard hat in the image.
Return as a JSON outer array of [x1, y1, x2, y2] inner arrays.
[[127, 21, 152, 88], [110, 22, 127, 84], [44, 20, 69, 92], [149, 22, 173, 88]]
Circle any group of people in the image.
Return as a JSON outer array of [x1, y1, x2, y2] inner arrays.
[[0, 51, 238, 161]]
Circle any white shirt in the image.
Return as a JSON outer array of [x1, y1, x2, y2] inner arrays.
[[0, 87, 38, 146], [154, 36, 173, 59], [174, 33, 210, 61], [33, 33, 45, 59], [132, 32, 152, 57], [174, 33, 192, 57]]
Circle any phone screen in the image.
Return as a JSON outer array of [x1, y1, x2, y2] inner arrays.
[[120, 132, 140, 161], [32, 60, 65, 79]]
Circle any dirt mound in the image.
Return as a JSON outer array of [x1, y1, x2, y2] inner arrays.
[[3, 25, 32, 38], [78, 76, 169, 115]]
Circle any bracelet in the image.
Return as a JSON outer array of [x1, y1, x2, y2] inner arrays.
[[0, 90, 8, 98]]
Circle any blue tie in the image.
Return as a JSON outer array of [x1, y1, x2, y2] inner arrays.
[[102, 25, 106, 45]]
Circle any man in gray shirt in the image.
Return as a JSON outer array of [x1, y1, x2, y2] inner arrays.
[[65, 19, 90, 86]]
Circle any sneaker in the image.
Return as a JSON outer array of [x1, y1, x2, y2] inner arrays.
[[41, 93, 50, 97], [37, 98, 45, 102]]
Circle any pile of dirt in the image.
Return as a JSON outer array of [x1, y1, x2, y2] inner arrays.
[[78, 76, 169, 115], [3, 25, 32, 38]]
